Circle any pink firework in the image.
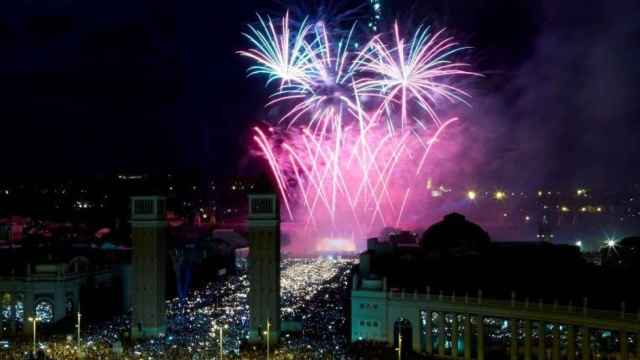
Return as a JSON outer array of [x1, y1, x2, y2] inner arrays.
[[355, 22, 481, 130], [240, 13, 479, 251]]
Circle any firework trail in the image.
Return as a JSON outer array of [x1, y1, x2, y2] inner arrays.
[[355, 22, 479, 130], [239, 11, 478, 252]]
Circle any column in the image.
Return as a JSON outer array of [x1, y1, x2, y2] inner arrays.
[[22, 290, 34, 335], [524, 320, 533, 360], [552, 324, 560, 360], [567, 325, 576, 360], [581, 327, 591, 360], [511, 319, 518, 360], [413, 312, 422, 353], [538, 322, 546, 360], [619, 330, 628, 360], [54, 285, 66, 322], [464, 315, 472, 360], [9, 293, 16, 334], [425, 311, 433, 354], [477, 316, 486, 360], [438, 313, 446, 356], [452, 315, 459, 358]]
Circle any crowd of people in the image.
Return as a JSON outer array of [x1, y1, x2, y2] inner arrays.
[[1, 257, 356, 359]]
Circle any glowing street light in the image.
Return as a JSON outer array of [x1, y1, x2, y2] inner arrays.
[[28, 317, 39, 355], [212, 320, 228, 360], [76, 310, 82, 348], [466, 190, 477, 201], [575, 240, 583, 249], [494, 191, 506, 200], [396, 332, 403, 360], [263, 319, 271, 360], [606, 239, 616, 248]]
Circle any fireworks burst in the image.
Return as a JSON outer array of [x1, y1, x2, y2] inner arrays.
[[238, 12, 314, 88], [355, 22, 480, 130], [239, 11, 479, 251]]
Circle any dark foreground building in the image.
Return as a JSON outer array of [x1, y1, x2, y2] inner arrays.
[[352, 213, 640, 359]]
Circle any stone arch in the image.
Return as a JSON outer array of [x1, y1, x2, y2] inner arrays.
[[67, 256, 90, 274], [34, 297, 54, 323], [393, 318, 413, 356], [1, 293, 23, 324]]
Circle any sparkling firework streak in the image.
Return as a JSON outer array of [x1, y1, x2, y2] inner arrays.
[[355, 22, 480, 129], [240, 12, 478, 250], [268, 21, 362, 133], [237, 12, 314, 88]]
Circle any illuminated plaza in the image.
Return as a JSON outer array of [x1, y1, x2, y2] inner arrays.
[[1, 258, 355, 359]]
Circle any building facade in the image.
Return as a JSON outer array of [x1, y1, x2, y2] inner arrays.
[[1, 257, 113, 335], [352, 280, 640, 359]]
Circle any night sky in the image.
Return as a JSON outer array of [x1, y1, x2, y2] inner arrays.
[[1, 0, 639, 189]]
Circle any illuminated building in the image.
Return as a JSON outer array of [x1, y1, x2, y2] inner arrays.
[[352, 213, 639, 358], [131, 196, 167, 338], [247, 190, 281, 345], [0, 255, 126, 335], [351, 278, 639, 358]]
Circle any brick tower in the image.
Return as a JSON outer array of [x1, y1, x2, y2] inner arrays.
[[247, 191, 281, 345], [130, 196, 167, 338]]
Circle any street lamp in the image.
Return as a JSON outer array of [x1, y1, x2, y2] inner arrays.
[[263, 319, 271, 360], [213, 321, 228, 360], [76, 310, 82, 348], [396, 333, 403, 360], [28, 317, 38, 355]]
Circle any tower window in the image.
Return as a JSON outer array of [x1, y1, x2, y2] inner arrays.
[[251, 197, 274, 214], [134, 199, 154, 215]]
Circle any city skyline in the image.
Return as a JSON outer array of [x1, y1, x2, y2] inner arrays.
[[1, 1, 639, 359]]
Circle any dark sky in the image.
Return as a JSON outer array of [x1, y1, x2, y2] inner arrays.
[[1, 0, 639, 188]]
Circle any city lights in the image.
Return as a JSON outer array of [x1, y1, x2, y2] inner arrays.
[[0, 258, 355, 358], [0, 1, 638, 360]]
